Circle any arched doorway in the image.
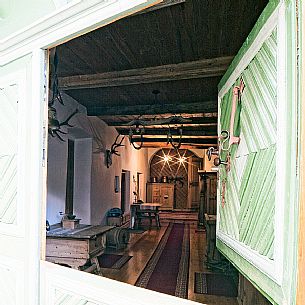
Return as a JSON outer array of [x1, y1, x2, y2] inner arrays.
[[149, 149, 202, 210]]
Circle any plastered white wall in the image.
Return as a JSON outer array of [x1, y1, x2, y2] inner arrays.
[[47, 93, 149, 225], [88, 116, 149, 225], [73, 138, 92, 225]]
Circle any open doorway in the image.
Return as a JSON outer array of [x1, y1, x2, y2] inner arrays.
[[121, 170, 131, 221], [45, 1, 269, 304], [148, 148, 202, 210]]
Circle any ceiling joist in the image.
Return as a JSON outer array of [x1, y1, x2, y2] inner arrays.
[[131, 137, 217, 145], [117, 127, 217, 136], [99, 112, 217, 121], [138, 143, 216, 149], [103, 116, 217, 126], [58, 56, 233, 90], [130, 135, 217, 139], [91, 101, 218, 116]]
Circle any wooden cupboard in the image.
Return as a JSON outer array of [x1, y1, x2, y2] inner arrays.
[[146, 183, 174, 210]]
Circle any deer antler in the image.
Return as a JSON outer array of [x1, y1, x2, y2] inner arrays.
[[59, 109, 79, 128], [105, 134, 125, 168], [111, 134, 125, 156]]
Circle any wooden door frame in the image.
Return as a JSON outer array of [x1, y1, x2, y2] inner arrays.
[[296, 0, 305, 304]]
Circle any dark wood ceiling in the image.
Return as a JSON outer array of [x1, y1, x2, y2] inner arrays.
[[53, 0, 268, 148]]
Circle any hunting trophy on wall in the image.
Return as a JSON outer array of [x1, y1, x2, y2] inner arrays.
[[105, 134, 125, 168], [85, 119, 125, 168], [48, 107, 79, 141]]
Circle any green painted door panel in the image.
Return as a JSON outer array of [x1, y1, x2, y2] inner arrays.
[[217, 1, 301, 305], [219, 29, 277, 258]]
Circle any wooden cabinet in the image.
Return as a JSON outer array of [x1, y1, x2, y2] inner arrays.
[[146, 183, 174, 210]]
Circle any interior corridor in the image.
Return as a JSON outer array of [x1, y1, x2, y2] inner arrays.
[[99, 214, 238, 305]]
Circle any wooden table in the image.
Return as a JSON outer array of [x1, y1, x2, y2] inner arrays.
[[46, 224, 114, 271], [130, 203, 161, 229]]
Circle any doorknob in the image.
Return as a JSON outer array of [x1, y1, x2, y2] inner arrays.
[[214, 157, 228, 166], [213, 155, 231, 171]]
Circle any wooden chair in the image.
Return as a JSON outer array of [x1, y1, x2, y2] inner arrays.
[[135, 205, 160, 228]]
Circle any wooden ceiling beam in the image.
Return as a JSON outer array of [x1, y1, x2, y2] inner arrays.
[[117, 127, 217, 136], [91, 101, 217, 116], [131, 137, 217, 145], [129, 135, 217, 139], [103, 116, 217, 126], [114, 123, 217, 129], [58, 56, 233, 90], [139, 143, 216, 149], [99, 112, 218, 121], [132, 0, 186, 16]]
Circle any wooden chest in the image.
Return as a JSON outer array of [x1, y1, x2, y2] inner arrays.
[[46, 224, 114, 270]]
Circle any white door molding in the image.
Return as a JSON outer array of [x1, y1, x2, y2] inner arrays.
[[0, 0, 161, 66]]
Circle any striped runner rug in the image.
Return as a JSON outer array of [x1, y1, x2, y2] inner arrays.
[[135, 222, 190, 298]]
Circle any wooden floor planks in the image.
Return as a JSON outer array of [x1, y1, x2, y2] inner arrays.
[[100, 220, 237, 305]]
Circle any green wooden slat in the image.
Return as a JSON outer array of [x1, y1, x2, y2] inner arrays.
[[218, 0, 279, 89], [239, 33, 277, 152], [248, 158, 275, 250], [258, 207, 275, 258], [239, 148, 274, 239], [218, 30, 277, 260], [224, 179, 240, 239], [220, 30, 277, 154], [239, 153, 256, 203]]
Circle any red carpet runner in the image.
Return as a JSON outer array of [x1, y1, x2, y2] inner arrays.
[[135, 222, 190, 298]]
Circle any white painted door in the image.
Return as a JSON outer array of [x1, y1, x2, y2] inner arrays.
[[1, 1, 204, 305], [0, 50, 46, 305]]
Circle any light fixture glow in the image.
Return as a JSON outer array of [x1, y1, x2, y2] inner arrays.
[[163, 155, 172, 162], [178, 156, 187, 163]]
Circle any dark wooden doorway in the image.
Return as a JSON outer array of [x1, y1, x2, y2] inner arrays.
[[65, 139, 75, 215], [121, 171, 126, 213]]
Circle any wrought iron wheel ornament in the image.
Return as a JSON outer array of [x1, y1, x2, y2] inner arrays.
[[125, 90, 192, 150], [128, 122, 145, 150], [167, 127, 183, 150]]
